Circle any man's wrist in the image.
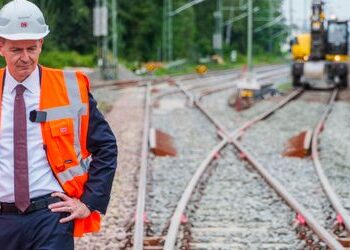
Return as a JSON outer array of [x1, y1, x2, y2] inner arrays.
[[83, 202, 101, 214], [84, 203, 94, 212]]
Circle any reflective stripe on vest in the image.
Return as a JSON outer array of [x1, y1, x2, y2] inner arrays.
[[57, 164, 86, 183], [57, 156, 91, 183], [41, 104, 87, 121], [64, 71, 84, 163]]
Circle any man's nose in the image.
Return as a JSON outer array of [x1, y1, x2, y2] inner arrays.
[[20, 50, 30, 61]]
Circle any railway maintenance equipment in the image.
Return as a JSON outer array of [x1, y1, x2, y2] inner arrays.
[[291, 0, 349, 88]]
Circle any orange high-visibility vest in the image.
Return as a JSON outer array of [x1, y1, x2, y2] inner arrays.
[[0, 66, 101, 237]]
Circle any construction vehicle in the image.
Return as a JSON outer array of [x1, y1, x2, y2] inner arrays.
[[290, 33, 311, 61], [291, 0, 349, 88]]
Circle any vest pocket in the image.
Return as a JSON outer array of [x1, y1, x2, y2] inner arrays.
[[49, 118, 79, 169]]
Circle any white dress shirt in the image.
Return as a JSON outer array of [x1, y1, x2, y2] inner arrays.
[[0, 66, 63, 202]]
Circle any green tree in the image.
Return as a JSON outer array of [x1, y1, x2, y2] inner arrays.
[[118, 0, 162, 61], [0, 0, 288, 64], [172, 0, 196, 59], [33, 0, 95, 53], [223, 0, 287, 56], [193, 0, 216, 58]]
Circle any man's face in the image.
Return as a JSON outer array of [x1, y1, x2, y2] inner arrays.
[[0, 39, 43, 82]]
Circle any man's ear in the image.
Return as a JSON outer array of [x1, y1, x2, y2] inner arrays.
[[39, 39, 44, 47], [38, 39, 44, 53]]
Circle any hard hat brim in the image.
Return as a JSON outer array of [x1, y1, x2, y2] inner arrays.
[[0, 30, 49, 40]]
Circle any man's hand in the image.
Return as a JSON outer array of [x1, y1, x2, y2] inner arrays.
[[48, 192, 91, 223]]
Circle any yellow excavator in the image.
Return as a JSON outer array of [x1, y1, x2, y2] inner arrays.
[[291, 0, 348, 88]]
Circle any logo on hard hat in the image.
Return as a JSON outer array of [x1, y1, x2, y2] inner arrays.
[[20, 22, 28, 28]]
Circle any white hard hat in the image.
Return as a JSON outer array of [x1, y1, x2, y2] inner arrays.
[[0, 0, 49, 40]]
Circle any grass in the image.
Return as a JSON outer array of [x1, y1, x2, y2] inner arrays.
[[39, 50, 95, 68], [134, 54, 289, 77], [154, 62, 244, 76], [277, 82, 293, 93]]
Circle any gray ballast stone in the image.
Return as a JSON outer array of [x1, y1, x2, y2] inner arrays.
[[241, 98, 335, 230]]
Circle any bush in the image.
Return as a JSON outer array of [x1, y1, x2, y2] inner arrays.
[[0, 50, 96, 69], [39, 50, 95, 68]]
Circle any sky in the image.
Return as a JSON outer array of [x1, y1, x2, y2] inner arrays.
[[282, 0, 350, 31]]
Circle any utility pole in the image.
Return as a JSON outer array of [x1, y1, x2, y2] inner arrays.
[[268, 0, 273, 52], [102, 0, 108, 77], [247, 0, 253, 74], [225, 1, 234, 45], [213, 0, 223, 55], [303, 0, 308, 31], [289, 0, 293, 36], [163, 0, 207, 62], [162, 0, 173, 61], [162, 0, 167, 61], [237, 0, 259, 92], [94, 0, 109, 79], [168, 0, 173, 61], [111, 0, 118, 78], [95, 0, 102, 69]]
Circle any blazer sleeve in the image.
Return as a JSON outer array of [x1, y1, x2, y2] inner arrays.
[[80, 92, 118, 214]]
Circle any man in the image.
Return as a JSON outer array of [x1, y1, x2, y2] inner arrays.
[[0, 0, 118, 249]]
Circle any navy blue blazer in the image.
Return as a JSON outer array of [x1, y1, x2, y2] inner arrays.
[[80, 93, 118, 214]]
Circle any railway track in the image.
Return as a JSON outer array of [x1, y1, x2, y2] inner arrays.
[[92, 64, 287, 92], [186, 88, 350, 249], [153, 64, 288, 102], [132, 67, 296, 248], [125, 64, 350, 249], [318, 102, 350, 213], [230, 89, 346, 249], [183, 145, 301, 249], [162, 88, 350, 249]]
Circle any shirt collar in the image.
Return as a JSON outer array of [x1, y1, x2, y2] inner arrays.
[[5, 66, 39, 94]]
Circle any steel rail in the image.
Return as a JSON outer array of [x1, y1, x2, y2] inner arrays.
[[196, 82, 238, 101], [163, 139, 229, 249], [133, 80, 152, 250], [175, 82, 231, 138], [231, 139, 344, 250], [132, 64, 287, 248], [162, 65, 289, 107], [162, 80, 236, 249], [170, 63, 287, 82], [311, 89, 350, 232], [92, 64, 287, 91], [176, 72, 295, 141], [165, 86, 346, 249], [229, 89, 344, 249], [151, 64, 288, 102], [164, 88, 306, 249], [153, 74, 240, 103], [134, 70, 240, 247], [197, 68, 290, 101], [234, 88, 303, 134]]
